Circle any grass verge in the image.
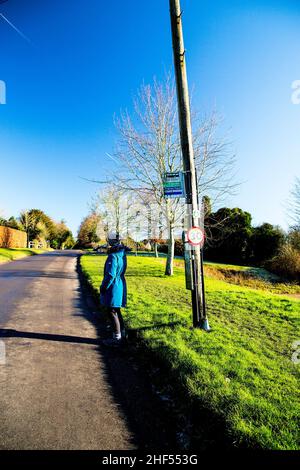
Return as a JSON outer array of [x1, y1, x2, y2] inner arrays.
[[81, 254, 300, 450], [0, 248, 49, 263]]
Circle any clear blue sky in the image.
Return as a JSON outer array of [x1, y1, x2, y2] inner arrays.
[[0, 0, 299, 236]]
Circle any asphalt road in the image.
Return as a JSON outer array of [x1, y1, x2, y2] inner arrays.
[[0, 251, 134, 450]]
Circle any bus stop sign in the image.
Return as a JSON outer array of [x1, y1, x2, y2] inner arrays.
[[163, 171, 186, 198]]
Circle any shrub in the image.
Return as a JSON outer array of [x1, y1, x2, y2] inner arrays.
[[158, 239, 183, 256], [288, 229, 300, 251], [266, 244, 300, 281], [122, 237, 137, 250], [174, 239, 184, 256], [247, 223, 285, 264]]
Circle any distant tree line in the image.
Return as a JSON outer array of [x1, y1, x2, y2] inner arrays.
[[0, 210, 74, 249], [76, 201, 284, 263]]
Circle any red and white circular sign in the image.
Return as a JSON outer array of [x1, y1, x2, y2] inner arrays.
[[187, 226, 205, 246]]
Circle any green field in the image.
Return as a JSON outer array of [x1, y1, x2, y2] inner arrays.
[[81, 254, 300, 450], [0, 248, 48, 263]]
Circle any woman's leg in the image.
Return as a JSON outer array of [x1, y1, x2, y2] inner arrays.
[[110, 307, 121, 338], [117, 309, 124, 332]]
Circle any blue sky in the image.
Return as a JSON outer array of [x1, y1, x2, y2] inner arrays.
[[0, 0, 299, 235]]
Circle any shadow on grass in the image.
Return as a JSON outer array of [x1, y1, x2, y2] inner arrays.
[[126, 321, 183, 342], [77, 257, 237, 451]]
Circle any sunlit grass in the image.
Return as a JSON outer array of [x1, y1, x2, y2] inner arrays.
[[0, 248, 48, 263], [81, 254, 300, 449]]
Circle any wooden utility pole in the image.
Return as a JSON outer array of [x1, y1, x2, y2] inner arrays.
[[169, 0, 209, 330]]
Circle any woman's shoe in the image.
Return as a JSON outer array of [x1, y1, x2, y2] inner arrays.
[[102, 338, 121, 347]]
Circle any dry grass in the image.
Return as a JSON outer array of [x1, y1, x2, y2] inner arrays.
[[153, 256, 300, 295]]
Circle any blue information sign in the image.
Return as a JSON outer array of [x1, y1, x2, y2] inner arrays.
[[163, 171, 186, 199]]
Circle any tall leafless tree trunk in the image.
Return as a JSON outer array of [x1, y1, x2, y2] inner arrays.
[[165, 221, 175, 275]]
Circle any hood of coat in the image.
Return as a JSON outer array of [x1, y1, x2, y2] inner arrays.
[[108, 244, 131, 254]]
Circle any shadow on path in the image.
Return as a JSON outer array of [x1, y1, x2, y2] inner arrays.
[[0, 251, 178, 450], [0, 329, 99, 346], [74, 258, 178, 451], [0, 270, 78, 280]]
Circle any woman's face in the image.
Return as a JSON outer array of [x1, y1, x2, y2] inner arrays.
[[108, 239, 119, 247]]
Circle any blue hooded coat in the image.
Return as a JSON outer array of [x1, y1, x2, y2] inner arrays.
[[100, 245, 128, 308]]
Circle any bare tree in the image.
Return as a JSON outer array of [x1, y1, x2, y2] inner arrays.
[[103, 77, 237, 275], [93, 185, 139, 243]]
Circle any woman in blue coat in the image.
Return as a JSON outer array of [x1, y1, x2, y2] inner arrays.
[[100, 232, 130, 345]]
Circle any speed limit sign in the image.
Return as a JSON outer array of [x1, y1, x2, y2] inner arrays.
[[187, 226, 205, 246]]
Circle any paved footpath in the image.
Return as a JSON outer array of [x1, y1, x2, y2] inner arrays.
[[0, 251, 134, 450]]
